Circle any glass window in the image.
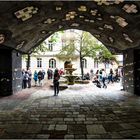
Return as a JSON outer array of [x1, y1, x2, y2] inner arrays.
[[37, 58, 42, 68], [82, 58, 87, 68], [49, 58, 56, 68], [48, 41, 53, 51]]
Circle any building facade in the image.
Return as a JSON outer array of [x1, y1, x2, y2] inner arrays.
[[22, 30, 122, 75]]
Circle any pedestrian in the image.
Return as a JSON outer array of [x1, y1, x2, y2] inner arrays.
[[23, 71, 29, 89], [108, 68, 114, 84], [33, 70, 38, 86], [27, 69, 32, 88], [53, 68, 60, 96], [38, 70, 43, 86], [102, 69, 107, 88]]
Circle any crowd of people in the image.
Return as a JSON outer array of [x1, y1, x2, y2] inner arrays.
[[22, 69, 46, 89], [91, 68, 123, 88], [22, 67, 123, 95]]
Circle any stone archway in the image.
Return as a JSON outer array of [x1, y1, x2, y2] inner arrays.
[[0, 1, 140, 95]]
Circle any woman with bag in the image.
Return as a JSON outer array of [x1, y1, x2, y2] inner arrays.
[[53, 69, 60, 96]]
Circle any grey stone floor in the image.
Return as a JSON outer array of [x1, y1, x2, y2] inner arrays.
[[0, 81, 140, 139]]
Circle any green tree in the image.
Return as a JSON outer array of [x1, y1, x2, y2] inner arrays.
[[96, 45, 118, 69], [57, 30, 101, 79], [57, 30, 117, 79]]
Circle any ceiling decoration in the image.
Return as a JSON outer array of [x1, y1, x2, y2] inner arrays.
[[0, 1, 140, 53], [115, 16, 128, 27], [79, 15, 84, 18], [85, 19, 90, 22], [97, 17, 103, 21], [98, 27, 104, 30], [14, 6, 38, 21], [66, 11, 77, 20], [123, 33, 133, 43], [108, 37, 114, 43], [123, 4, 138, 13], [0, 34, 5, 44], [78, 6, 87, 12], [71, 23, 79, 27], [58, 25, 63, 29], [110, 15, 115, 19], [90, 20, 94, 23], [43, 18, 56, 24], [94, 0, 124, 6], [104, 24, 113, 30], [94, 34, 101, 38], [56, 7, 62, 11], [90, 9, 98, 16], [41, 30, 47, 34], [16, 41, 25, 49]]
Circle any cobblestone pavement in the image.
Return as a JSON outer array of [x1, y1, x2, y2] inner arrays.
[[0, 81, 140, 139]]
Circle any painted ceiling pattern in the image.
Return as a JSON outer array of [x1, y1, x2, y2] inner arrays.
[[0, 1, 140, 53]]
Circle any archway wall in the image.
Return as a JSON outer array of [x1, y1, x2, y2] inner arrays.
[[123, 48, 140, 95], [0, 46, 22, 96], [123, 49, 134, 94]]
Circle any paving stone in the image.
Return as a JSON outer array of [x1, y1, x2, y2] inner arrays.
[[64, 118, 74, 121], [86, 134, 101, 139], [75, 134, 86, 139], [103, 123, 124, 132], [87, 125, 106, 134], [48, 124, 55, 130], [75, 118, 85, 121], [24, 124, 42, 133], [120, 123, 136, 130], [64, 134, 74, 139], [55, 125, 67, 131], [36, 134, 50, 138], [68, 125, 87, 134]]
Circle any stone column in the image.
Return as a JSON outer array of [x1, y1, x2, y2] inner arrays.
[[0, 47, 22, 96], [123, 49, 134, 94]]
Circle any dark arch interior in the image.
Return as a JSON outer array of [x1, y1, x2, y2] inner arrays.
[[0, 1, 140, 54]]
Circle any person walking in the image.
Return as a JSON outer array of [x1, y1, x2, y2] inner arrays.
[[102, 69, 107, 88], [53, 68, 60, 96], [108, 68, 114, 84]]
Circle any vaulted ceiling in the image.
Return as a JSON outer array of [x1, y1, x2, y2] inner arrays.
[[0, 1, 140, 53]]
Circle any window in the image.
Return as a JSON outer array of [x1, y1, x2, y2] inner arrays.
[[49, 58, 56, 68], [48, 41, 53, 51], [37, 58, 42, 68], [82, 58, 87, 68], [94, 60, 98, 68]]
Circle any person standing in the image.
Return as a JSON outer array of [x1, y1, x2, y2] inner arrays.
[[38, 70, 43, 86], [33, 70, 38, 86], [23, 71, 29, 89], [53, 69, 60, 96], [27, 69, 32, 88]]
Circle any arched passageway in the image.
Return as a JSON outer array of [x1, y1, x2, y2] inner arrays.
[[0, 1, 140, 95]]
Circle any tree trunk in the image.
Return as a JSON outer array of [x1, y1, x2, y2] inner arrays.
[[80, 52, 84, 80], [26, 54, 31, 70]]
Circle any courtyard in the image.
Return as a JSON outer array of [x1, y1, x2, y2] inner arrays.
[[0, 81, 140, 139]]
